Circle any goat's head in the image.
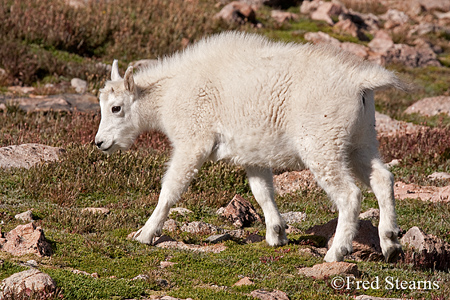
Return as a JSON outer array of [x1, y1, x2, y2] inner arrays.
[[95, 60, 140, 154]]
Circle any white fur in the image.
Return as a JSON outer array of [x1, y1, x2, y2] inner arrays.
[[95, 32, 404, 262]]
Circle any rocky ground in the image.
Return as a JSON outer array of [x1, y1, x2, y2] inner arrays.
[[2, 0, 450, 299]]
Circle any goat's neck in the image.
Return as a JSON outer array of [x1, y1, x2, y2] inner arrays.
[[134, 79, 166, 133]]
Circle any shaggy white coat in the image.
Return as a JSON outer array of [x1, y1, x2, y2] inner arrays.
[[95, 32, 404, 262]]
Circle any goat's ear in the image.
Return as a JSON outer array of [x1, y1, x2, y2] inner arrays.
[[124, 66, 136, 96], [111, 59, 121, 81]]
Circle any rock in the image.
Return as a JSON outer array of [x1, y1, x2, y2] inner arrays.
[[163, 219, 179, 232], [428, 172, 450, 180], [401, 226, 450, 271], [334, 19, 368, 41], [271, 10, 298, 23], [394, 181, 450, 202], [169, 207, 193, 216], [71, 78, 87, 94], [81, 207, 110, 214], [340, 42, 369, 58], [222, 194, 262, 228], [298, 261, 359, 279], [405, 96, 450, 117], [250, 289, 289, 300], [14, 210, 34, 222], [0, 268, 56, 299], [343, 9, 380, 33], [281, 211, 306, 224], [214, 1, 258, 25], [385, 43, 441, 68], [205, 233, 231, 243], [300, 0, 322, 14], [356, 296, 402, 300], [180, 221, 220, 235], [245, 233, 265, 244], [380, 9, 409, 28], [310, 1, 346, 25], [368, 30, 394, 54], [0, 223, 53, 257], [0, 144, 65, 169], [385, 159, 401, 168], [234, 276, 254, 286], [304, 31, 341, 46], [155, 240, 227, 253], [160, 261, 177, 268], [7, 86, 36, 94], [273, 170, 317, 196], [2, 93, 99, 112], [359, 208, 380, 220], [375, 112, 424, 137], [306, 219, 383, 260]]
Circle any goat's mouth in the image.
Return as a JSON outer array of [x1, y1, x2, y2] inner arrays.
[[96, 141, 116, 154]]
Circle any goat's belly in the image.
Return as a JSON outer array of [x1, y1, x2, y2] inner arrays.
[[208, 136, 303, 169]]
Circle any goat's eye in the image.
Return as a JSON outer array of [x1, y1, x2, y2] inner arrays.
[[111, 106, 121, 113]]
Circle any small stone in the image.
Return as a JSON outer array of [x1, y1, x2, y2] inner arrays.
[[359, 208, 380, 220], [223, 195, 262, 228], [205, 233, 231, 244], [356, 296, 402, 300], [233, 276, 254, 286], [281, 212, 306, 224], [250, 289, 289, 300], [169, 207, 193, 216], [132, 274, 149, 280], [428, 172, 450, 180], [71, 78, 87, 94], [81, 207, 110, 214], [14, 210, 34, 222], [298, 261, 359, 279], [160, 261, 177, 268], [163, 219, 179, 232], [180, 221, 219, 235]]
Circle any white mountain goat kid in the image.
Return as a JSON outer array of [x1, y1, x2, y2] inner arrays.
[[95, 32, 405, 262]]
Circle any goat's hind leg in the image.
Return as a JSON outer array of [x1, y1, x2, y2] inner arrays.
[[307, 159, 362, 262], [246, 166, 288, 246], [350, 148, 402, 262], [133, 148, 206, 244]]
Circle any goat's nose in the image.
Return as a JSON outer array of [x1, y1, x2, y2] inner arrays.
[[96, 141, 103, 149]]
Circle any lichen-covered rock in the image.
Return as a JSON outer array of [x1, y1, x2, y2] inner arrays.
[[0, 268, 56, 299]]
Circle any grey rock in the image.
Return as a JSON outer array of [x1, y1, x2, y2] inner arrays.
[[250, 289, 290, 300], [281, 211, 306, 224], [205, 233, 231, 243], [405, 96, 450, 117], [180, 221, 219, 235], [14, 210, 34, 222], [71, 78, 88, 94], [0, 144, 65, 169], [2, 93, 99, 112]]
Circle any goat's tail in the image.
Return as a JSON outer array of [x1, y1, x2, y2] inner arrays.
[[358, 63, 411, 93]]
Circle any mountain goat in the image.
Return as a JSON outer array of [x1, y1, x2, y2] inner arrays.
[[95, 32, 404, 262]]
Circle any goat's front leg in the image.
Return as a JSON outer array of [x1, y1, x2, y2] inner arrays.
[[246, 166, 288, 246], [133, 149, 205, 244]]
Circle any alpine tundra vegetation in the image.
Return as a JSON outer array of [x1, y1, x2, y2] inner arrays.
[[95, 32, 406, 262]]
